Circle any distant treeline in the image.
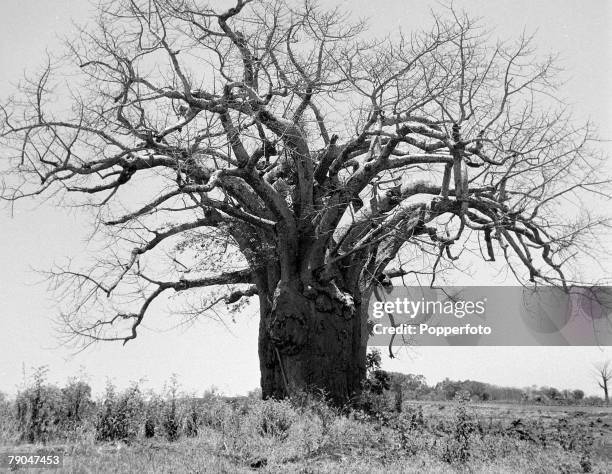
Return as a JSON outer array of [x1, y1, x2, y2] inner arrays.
[[385, 372, 604, 405]]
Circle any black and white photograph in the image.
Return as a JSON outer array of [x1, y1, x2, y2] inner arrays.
[[0, 0, 611, 472]]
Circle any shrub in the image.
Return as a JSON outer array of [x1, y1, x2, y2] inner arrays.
[[144, 413, 156, 439], [359, 349, 391, 415], [250, 399, 297, 440], [15, 367, 63, 443], [182, 397, 200, 438], [291, 389, 339, 434], [393, 383, 403, 413], [198, 389, 234, 430], [59, 377, 94, 433], [95, 381, 144, 442], [442, 401, 479, 463], [12, 368, 94, 444], [143, 391, 163, 439], [395, 405, 426, 455], [161, 378, 181, 442], [0, 392, 18, 443], [161, 397, 180, 442]]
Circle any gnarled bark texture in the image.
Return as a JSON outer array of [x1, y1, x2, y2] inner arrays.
[[258, 281, 368, 403]]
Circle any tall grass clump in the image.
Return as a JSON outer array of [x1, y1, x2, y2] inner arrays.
[[0, 391, 18, 443], [161, 376, 181, 441]]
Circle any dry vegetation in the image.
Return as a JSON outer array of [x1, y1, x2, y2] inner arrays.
[[1, 368, 611, 473]]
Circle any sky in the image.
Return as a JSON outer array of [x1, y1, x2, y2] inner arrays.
[[0, 0, 611, 398]]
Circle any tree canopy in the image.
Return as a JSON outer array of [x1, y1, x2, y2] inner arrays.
[[1, 0, 609, 400]]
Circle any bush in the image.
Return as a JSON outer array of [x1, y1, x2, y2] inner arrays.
[[15, 367, 63, 443], [197, 389, 235, 430], [0, 392, 18, 443], [253, 399, 297, 439], [395, 405, 426, 455], [442, 401, 480, 464], [95, 381, 144, 442], [143, 391, 163, 439], [161, 377, 181, 442], [182, 397, 200, 438], [59, 377, 94, 433], [359, 349, 391, 415], [12, 368, 94, 444], [290, 389, 339, 434]]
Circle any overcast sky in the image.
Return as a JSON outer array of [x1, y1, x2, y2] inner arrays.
[[0, 0, 611, 397]]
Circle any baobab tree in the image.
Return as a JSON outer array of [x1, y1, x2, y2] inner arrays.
[[595, 360, 611, 405], [0, 0, 608, 404]]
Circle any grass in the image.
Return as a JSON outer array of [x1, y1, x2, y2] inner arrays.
[[2, 394, 612, 473], [1, 368, 611, 473]]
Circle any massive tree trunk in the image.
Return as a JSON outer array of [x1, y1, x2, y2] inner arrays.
[[257, 279, 368, 405]]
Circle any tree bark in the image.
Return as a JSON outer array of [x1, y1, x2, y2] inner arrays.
[[258, 281, 368, 405]]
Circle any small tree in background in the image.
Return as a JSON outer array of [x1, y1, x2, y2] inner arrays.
[[360, 349, 391, 414], [363, 349, 391, 396], [595, 360, 611, 406]]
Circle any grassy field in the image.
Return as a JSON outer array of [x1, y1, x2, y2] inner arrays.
[[2, 395, 611, 473], [415, 401, 612, 464]]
